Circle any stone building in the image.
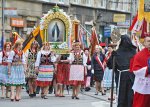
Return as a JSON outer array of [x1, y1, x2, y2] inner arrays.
[[0, 0, 138, 42]]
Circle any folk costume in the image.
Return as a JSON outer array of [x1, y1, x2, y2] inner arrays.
[[35, 50, 56, 87], [56, 54, 70, 97], [25, 41, 39, 97], [103, 51, 113, 88], [56, 54, 70, 85], [26, 49, 37, 79], [68, 50, 87, 86], [130, 48, 150, 107], [0, 51, 11, 85], [68, 41, 87, 99], [7, 49, 26, 86], [0, 42, 12, 99]]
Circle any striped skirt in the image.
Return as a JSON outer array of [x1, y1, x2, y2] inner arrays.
[[36, 65, 54, 87], [8, 65, 25, 86]]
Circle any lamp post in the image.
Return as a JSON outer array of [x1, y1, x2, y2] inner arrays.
[[1, 0, 5, 50]]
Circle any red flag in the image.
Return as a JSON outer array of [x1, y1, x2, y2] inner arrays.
[[129, 14, 138, 31], [91, 27, 99, 55], [141, 18, 148, 38]]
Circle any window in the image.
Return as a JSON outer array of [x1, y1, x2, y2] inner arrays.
[[72, 0, 80, 4], [117, 0, 131, 12], [86, 0, 92, 6]]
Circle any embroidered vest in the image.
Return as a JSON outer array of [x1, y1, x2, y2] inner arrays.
[[72, 52, 83, 65], [40, 53, 53, 65], [12, 51, 22, 63], [2, 51, 8, 65], [28, 49, 37, 63]]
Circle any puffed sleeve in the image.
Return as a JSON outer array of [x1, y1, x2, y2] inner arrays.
[[7, 51, 15, 63], [22, 53, 26, 64], [24, 50, 29, 59], [68, 53, 74, 63], [0, 52, 3, 63], [35, 51, 41, 67], [51, 55, 56, 63], [83, 53, 88, 66]]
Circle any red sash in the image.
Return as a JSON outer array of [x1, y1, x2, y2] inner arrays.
[[103, 52, 112, 69], [95, 55, 104, 71]]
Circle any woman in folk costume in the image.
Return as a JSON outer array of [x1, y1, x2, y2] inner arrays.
[[91, 45, 105, 95], [55, 54, 70, 97], [68, 41, 87, 99], [84, 48, 92, 91], [103, 46, 113, 89], [0, 42, 12, 99], [108, 35, 136, 107], [7, 41, 26, 101], [25, 41, 39, 98], [35, 42, 56, 99], [103, 45, 115, 100]]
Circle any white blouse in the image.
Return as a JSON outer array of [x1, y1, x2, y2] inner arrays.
[[35, 50, 56, 67], [7, 51, 26, 64], [68, 51, 87, 66], [0, 51, 3, 63], [0, 51, 10, 63]]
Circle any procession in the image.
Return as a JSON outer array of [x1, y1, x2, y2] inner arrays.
[[0, 0, 150, 107]]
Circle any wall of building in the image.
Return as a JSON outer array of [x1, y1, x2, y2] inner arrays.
[[0, 0, 43, 40], [0, 0, 137, 42]]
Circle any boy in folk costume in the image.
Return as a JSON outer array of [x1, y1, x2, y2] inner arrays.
[[0, 42, 12, 99], [35, 42, 56, 99], [7, 41, 26, 101], [68, 41, 87, 99], [130, 36, 150, 107], [25, 41, 39, 98]]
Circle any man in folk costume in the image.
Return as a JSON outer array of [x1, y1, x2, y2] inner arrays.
[[108, 35, 136, 107], [35, 42, 56, 99], [68, 41, 87, 99], [130, 36, 150, 107], [0, 42, 12, 98], [25, 41, 39, 98], [91, 45, 105, 95]]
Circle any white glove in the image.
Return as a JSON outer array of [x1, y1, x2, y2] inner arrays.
[[91, 69, 94, 74]]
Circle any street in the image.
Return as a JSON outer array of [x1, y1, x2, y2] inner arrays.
[[0, 88, 116, 107]]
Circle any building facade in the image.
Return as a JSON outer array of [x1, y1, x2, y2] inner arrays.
[[0, 0, 138, 42]]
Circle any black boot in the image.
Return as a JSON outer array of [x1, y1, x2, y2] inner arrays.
[[33, 92, 36, 97]]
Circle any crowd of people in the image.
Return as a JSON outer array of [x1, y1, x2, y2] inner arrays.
[[0, 34, 150, 107]]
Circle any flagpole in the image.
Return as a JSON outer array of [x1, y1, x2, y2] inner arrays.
[[1, 0, 5, 50], [79, 24, 91, 36]]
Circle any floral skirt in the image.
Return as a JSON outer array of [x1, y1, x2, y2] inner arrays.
[[36, 65, 54, 87], [26, 63, 37, 79], [8, 65, 25, 86]]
